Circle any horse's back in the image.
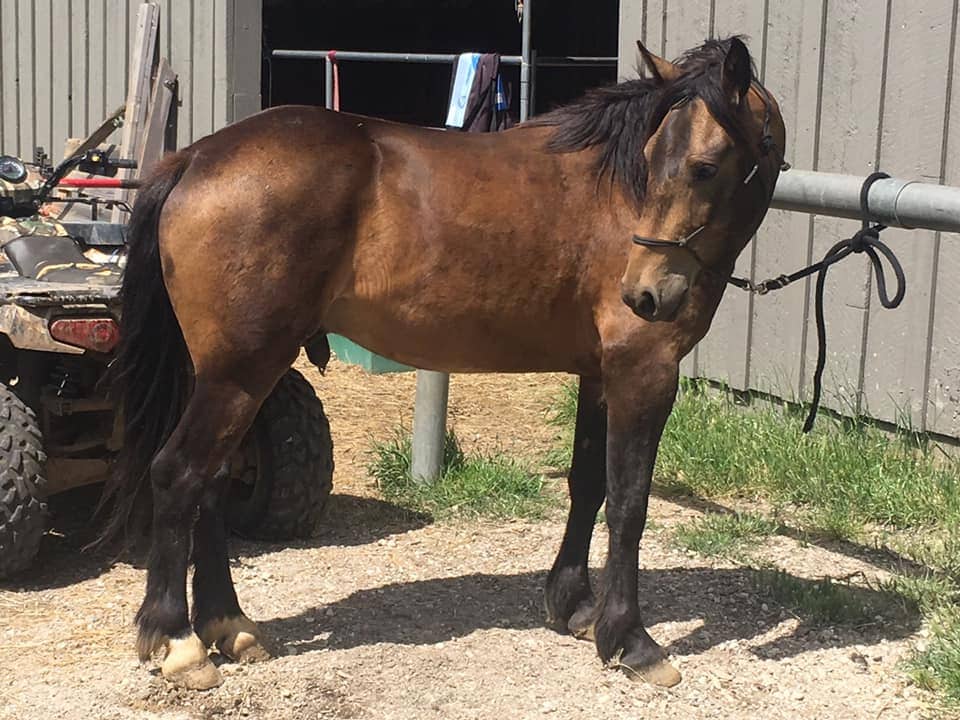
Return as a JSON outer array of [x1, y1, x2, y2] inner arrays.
[[154, 105, 616, 376]]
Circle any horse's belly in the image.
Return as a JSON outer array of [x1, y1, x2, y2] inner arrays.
[[323, 299, 598, 375]]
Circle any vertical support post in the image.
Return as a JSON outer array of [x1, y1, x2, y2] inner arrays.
[[520, 0, 532, 121], [411, 370, 450, 482], [112, 1, 160, 222], [324, 56, 334, 110], [529, 49, 537, 117], [412, 4, 530, 481]]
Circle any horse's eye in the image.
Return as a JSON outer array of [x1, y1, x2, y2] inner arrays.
[[692, 163, 718, 182]]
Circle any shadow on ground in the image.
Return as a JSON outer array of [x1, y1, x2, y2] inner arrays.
[[234, 492, 431, 558], [0, 491, 430, 591], [261, 565, 921, 663], [650, 485, 930, 578]]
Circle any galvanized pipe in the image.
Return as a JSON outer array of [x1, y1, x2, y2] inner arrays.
[[272, 48, 615, 70], [772, 170, 960, 233], [411, 370, 450, 483], [324, 57, 334, 110], [529, 49, 538, 116], [273, 49, 522, 65], [533, 56, 618, 67], [520, 0, 532, 121]]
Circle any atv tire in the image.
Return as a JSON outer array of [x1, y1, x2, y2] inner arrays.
[[0, 383, 47, 579], [226, 368, 333, 540]]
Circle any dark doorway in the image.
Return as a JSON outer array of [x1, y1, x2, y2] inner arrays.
[[262, 0, 620, 126]]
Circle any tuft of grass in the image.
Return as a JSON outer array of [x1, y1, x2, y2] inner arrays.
[[368, 429, 551, 520], [543, 380, 578, 472], [656, 380, 960, 537], [546, 379, 960, 538], [894, 529, 960, 586], [878, 573, 959, 614], [754, 567, 915, 626], [907, 605, 960, 706], [544, 379, 960, 707], [674, 512, 779, 559]]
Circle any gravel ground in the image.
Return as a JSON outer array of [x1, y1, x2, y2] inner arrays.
[[0, 357, 932, 719]]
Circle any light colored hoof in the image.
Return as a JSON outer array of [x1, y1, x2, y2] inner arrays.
[[222, 630, 271, 663], [161, 634, 223, 690], [571, 623, 595, 642], [200, 615, 271, 663], [620, 657, 682, 687], [568, 604, 596, 642]]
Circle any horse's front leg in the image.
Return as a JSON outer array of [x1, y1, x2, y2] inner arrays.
[[594, 358, 681, 686], [544, 376, 606, 636]]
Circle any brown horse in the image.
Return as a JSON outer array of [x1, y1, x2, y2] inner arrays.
[[100, 36, 785, 690]]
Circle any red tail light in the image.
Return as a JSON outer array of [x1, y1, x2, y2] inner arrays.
[[49, 318, 120, 353]]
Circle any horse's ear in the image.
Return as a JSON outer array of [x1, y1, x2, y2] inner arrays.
[[636, 40, 680, 84], [721, 37, 752, 105]]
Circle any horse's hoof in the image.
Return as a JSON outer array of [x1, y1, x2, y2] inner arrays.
[[199, 615, 271, 663], [162, 634, 223, 690], [568, 604, 596, 642], [618, 657, 682, 687], [223, 630, 271, 663]]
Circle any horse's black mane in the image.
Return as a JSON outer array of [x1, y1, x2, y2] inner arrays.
[[530, 37, 758, 209]]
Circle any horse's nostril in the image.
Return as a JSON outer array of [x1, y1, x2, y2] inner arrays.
[[637, 290, 658, 318]]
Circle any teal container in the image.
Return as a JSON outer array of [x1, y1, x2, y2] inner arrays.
[[327, 334, 413, 374]]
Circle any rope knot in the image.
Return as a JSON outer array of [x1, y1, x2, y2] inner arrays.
[[727, 170, 905, 435], [850, 226, 880, 253]]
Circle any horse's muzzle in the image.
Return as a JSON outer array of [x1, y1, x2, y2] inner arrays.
[[622, 274, 689, 322]]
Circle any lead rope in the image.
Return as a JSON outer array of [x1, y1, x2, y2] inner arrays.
[[729, 172, 906, 432]]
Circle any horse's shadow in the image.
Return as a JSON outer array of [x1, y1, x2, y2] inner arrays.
[[261, 565, 920, 662], [1, 491, 429, 591], [231, 493, 431, 558], [651, 485, 930, 579], [6, 487, 922, 667]]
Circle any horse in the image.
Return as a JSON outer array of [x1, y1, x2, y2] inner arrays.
[[99, 36, 785, 690]]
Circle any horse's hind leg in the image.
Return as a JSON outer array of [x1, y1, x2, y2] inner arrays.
[[136, 374, 280, 689], [191, 472, 270, 663], [545, 377, 606, 637]]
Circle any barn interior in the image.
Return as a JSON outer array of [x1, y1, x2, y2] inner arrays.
[[262, 0, 621, 125]]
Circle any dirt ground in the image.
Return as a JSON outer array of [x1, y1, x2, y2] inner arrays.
[[0, 356, 934, 719]]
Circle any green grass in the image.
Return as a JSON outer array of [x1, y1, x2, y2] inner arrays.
[[753, 567, 916, 627], [368, 429, 552, 520], [657, 381, 960, 532], [673, 512, 779, 559], [544, 379, 960, 708], [543, 380, 578, 472], [546, 378, 960, 536], [907, 605, 960, 706]]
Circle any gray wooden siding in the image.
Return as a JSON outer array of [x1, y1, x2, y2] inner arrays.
[[0, 0, 262, 161], [619, 0, 960, 439]]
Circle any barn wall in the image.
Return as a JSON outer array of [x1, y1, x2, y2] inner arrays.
[[619, 0, 960, 439], [0, 0, 262, 161]]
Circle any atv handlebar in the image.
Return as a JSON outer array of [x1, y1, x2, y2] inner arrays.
[[36, 150, 138, 207]]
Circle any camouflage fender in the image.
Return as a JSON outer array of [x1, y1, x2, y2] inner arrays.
[[0, 304, 82, 354], [0, 216, 82, 353]]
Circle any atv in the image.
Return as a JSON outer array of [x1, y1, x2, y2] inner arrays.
[[0, 141, 333, 579]]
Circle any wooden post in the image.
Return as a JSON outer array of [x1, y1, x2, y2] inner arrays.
[[112, 2, 160, 222], [137, 58, 177, 177]]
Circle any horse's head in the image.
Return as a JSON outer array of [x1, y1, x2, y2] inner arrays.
[[620, 37, 785, 322]]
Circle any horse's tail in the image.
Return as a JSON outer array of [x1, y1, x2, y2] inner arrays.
[[94, 151, 193, 548]]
